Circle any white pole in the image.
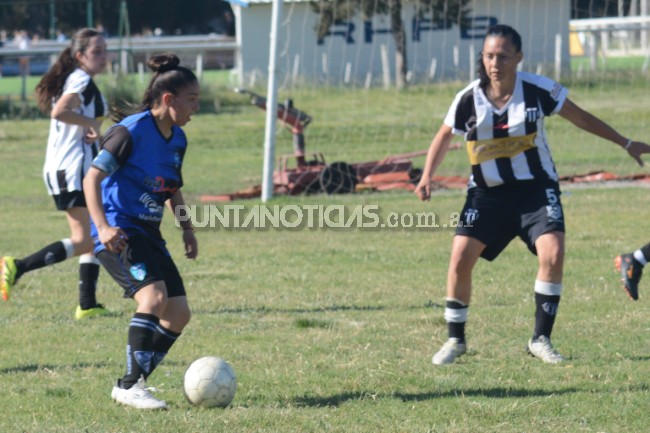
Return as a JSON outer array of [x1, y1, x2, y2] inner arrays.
[[262, 0, 283, 202], [641, 0, 648, 53], [554, 33, 562, 81], [196, 53, 204, 80], [380, 44, 390, 89], [232, 4, 244, 88]]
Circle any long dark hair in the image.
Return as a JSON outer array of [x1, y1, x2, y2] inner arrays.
[[35, 28, 102, 113], [477, 24, 522, 88], [112, 53, 198, 122]]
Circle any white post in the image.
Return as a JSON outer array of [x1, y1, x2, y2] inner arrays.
[[380, 44, 390, 89], [469, 44, 476, 82], [642, 0, 648, 53], [137, 62, 144, 83], [232, 4, 245, 88], [554, 33, 562, 81], [196, 53, 204, 80], [121, 50, 128, 74], [428, 58, 437, 80], [292, 54, 300, 85], [262, 0, 283, 202]]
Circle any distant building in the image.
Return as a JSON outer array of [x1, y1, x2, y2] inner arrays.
[[228, 0, 570, 86]]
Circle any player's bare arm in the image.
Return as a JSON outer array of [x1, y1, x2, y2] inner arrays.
[[83, 166, 128, 253], [559, 98, 650, 166], [415, 124, 455, 201], [167, 191, 198, 259]]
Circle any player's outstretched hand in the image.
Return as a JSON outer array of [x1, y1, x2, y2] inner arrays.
[[626, 141, 650, 166]]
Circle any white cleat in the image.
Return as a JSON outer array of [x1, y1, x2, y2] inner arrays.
[[432, 338, 467, 365], [111, 377, 168, 410], [527, 336, 565, 364]]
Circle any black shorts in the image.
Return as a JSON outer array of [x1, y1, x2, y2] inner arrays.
[[96, 235, 186, 299], [455, 181, 565, 261], [52, 190, 86, 211]]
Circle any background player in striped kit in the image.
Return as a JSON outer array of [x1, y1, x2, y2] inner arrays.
[[415, 24, 650, 366], [1, 28, 110, 320], [84, 53, 199, 409], [615, 242, 650, 301]]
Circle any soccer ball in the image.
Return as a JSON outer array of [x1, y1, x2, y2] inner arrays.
[[183, 356, 237, 408]]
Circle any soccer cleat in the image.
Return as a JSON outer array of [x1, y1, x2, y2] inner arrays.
[[111, 377, 167, 410], [432, 338, 467, 365], [1, 256, 18, 301], [614, 253, 642, 301], [527, 336, 565, 364], [75, 304, 111, 320]]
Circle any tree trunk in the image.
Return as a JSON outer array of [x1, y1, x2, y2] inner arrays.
[[390, 0, 407, 89]]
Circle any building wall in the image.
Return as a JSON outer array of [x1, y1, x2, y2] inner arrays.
[[233, 0, 570, 86]]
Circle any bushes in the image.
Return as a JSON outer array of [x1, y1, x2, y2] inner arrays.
[[0, 96, 44, 120]]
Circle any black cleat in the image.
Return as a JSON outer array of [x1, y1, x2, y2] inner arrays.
[[615, 253, 642, 301]]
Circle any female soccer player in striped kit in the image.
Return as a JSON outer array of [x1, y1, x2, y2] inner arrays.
[[415, 24, 650, 365], [84, 53, 199, 409], [1, 28, 109, 320]]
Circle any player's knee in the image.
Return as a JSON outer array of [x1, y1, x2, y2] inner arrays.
[[71, 236, 94, 256]]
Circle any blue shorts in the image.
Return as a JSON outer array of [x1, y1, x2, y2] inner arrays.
[[455, 181, 565, 261]]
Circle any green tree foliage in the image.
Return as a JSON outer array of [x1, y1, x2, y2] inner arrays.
[[0, 0, 233, 38]]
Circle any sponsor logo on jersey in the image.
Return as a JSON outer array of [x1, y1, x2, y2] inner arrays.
[[466, 132, 537, 165], [139, 192, 164, 214]]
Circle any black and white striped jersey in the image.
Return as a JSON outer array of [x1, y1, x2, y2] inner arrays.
[[444, 71, 568, 188], [43, 68, 107, 196]]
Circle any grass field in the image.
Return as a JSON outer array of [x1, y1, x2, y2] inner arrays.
[[0, 81, 649, 433]]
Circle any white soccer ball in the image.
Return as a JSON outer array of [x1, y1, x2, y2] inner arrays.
[[183, 356, 237, 408]]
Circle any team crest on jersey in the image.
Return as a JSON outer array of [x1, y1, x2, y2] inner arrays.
[[525, 107, 539, 123], [130, 263, 147, 281]]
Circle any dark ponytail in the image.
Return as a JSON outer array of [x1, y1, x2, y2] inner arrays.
[[35, 28, 102, 113], [112, 53, 197, 122], [141, 53, 197, 111]]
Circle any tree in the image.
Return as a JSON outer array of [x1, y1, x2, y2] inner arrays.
[[0, 0, 233, 39], [311, 0, 470, 88]]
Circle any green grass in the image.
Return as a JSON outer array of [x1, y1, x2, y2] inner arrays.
[[0, 82, 649, 433]]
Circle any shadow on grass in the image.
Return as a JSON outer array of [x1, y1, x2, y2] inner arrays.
[[195, 305, 386, 315], [194, 301, 444, 316], [0, 361, 109, 374], [292, 387, 580, 407]]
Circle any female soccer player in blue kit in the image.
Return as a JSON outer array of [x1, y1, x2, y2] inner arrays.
[[84, 53, 199, 409]]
